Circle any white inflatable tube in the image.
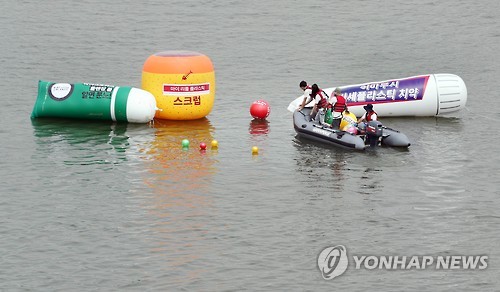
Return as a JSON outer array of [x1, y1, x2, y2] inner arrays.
[[288, 74, 467, 117]]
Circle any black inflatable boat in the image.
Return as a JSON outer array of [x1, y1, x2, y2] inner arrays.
[[293, 108, 411, 150]]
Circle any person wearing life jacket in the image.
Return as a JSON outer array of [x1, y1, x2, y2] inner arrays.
[[309, 84, 331, 123], [328, 87, 347, 129], [357, 103, 378, 136], [357, 103, 378, 123], [297, 81, 330, 122], [297, 80, 312, 111]]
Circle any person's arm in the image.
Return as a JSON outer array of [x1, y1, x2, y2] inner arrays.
[[328, 94, 337, 106], [357, 113, 366, 123], [298, 89, 312, 110], [298, 97, 308, 110]]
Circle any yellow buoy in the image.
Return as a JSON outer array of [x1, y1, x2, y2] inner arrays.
[[142, 51, 216, 120], [252, 146, 259, 155]]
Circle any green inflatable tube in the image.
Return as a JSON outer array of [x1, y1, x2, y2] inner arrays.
[[31, 81, 157, 123]]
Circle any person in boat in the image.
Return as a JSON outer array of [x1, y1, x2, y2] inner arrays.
[[357, 103, 378, 135], [297, 82, 330, 123], [309, 84, 332, 124], [297, 80, 317, 112], [328, 87, 347, 130], [357, 103, 378, 124], [297, 80, 312, 111]]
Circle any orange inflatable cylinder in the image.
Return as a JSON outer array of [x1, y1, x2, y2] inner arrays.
[[142, 51, 216, 120]]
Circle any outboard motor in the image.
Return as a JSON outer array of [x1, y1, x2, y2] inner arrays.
[[365, 120, 383, 147]]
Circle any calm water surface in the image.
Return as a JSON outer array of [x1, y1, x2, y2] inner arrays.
[[1, 0, 500, 290]]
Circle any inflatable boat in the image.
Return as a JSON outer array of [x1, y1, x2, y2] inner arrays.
[[293, 108, 410, 150]]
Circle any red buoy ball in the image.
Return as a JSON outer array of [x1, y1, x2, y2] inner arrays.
[[250, 100, 270, 119], [200, 142, 207, 150]]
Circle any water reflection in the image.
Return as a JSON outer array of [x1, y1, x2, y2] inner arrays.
[[405, 116, 469, 201], [292, 135, 397, 197], [140, 118, 217, 284], [248, 118, 270, 135], [358, 167, 383, 195], [31, 118, 141, 165], [292, 136, 349, 193], [142, 118, 217, 199]]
